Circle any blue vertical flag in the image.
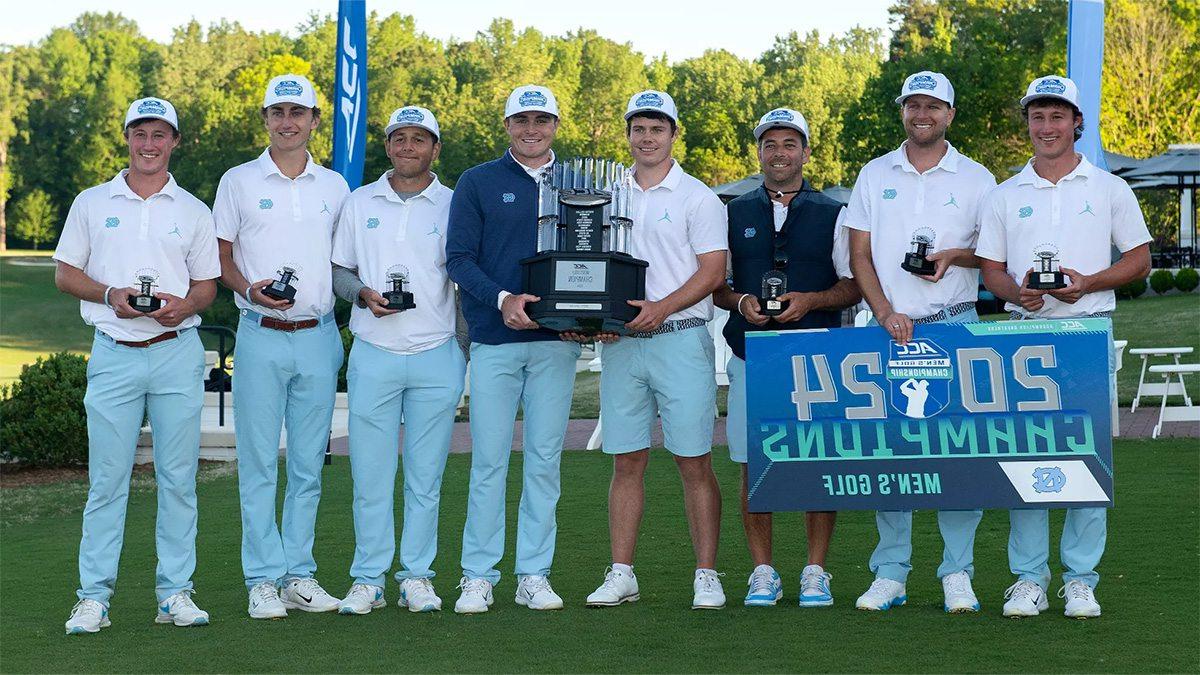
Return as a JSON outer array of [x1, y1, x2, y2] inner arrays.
[[333, 0, 367, 189], [1067, 0, 1107, 170]]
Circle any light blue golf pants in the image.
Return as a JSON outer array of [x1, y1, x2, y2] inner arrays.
[[234, 309, 343, 589], [1008, 316, 1113, 590], [461, 340, 580, 584], [77, 329, 205, 604], [346, 339, 465, 587], [868, 308, 985, 582]]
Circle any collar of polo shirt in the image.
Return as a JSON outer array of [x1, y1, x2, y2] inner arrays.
[[631, 159, 683, 192], [256, 148, 317, 180], [371, 171, 446, 204], [1018, 153, 1094, 188], [108, 170, 180, 201], [890, 140, 961, 175]]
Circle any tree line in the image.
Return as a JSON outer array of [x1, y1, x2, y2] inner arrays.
[[1, 0, 1196, 250]]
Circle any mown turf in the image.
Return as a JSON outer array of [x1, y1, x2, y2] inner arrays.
[[0, 440, 1196, 673]]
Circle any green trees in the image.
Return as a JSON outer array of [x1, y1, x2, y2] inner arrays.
[[11, 188, 56, 249]]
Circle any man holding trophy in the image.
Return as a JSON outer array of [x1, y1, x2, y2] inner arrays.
[[330, 106, 465, 614], [978, 75, 1151, 618], [446, 85, 581, 613], [56, 97, 220, 633], [713, 108, 860, 608], [583, 91, 731, 610], [844, 71, 997, 613], [213, 74, 350, 619]]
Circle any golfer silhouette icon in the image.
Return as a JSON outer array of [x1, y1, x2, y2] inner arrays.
[[899, 378, 931, 419]]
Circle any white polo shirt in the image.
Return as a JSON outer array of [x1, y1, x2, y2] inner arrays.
[[843, 141, 997, 318], [213, 148, 350, 320], [332, 172, 455, 355], [976, 154, 1151, 318], [629, 160, 729, 322], [53, 171, 221, 341]]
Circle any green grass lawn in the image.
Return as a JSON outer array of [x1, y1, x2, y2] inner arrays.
[[1, 440, 1196, 673]]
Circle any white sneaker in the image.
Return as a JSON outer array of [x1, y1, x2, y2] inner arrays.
[[155, 591, 210, 626], [281, 577, 340, 613], [247, 581, 288, 619], [586, 566, 640, 607], [1059, 580, 1101, 619], [1002, 580, 1049, 617], [65, 599, 110, 635], [942, 571, 980, 613], [338, 584, 386, 615], [515, 575, 564, 610], [855, 577, 907, 611], [798, 564, 834, 607], [744, 565, 782, 606], [454, 577, 494, 614], [692, 569, 726, 610], [398, 578, 442, 613]]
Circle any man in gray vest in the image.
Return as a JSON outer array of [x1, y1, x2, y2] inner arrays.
[[713, 108, 860, 607]]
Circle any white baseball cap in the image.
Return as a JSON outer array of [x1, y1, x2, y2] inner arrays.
[[124, 97, 179, 132], [504, 85, 559, 119], [624, 90, 678, 122], [385, 106, 440, 141], [1020, 75, 1080, 109], [895, 71, 955, 106], [753, 108, 810, 142], [263, 74, 318, 109]]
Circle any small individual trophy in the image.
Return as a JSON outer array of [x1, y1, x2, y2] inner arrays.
[[900, 227, 938, 276], [382, 264, 416, 311], [760, 270, 789, 317], [1027, 245, 1067, 290], [128, 268, 162, 312], [262, 264, 298, 303]]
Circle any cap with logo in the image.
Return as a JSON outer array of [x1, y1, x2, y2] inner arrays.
[[124, 97, 179, 132], [753, 108, 810, 142], [1020, 75, 1080, 110], [385, 106, 439, 141], [624, 90, 678, 122], [895, 71, 955, 106], [263, 74, 318, 109], [504, 85, 559, 119]]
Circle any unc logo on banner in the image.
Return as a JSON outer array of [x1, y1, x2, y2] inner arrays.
[[274, 80, 304, 97], [1032, 466, 1067, 493], [886, 339, 953, 419], [634, 92, 664, 108], [137, 100, 166, 115], [765, 109, 794, 122], [396, 108, 423, 123], [519, 90, 547, 107], [909, 74, 937, 91], [1036, 78, 1067, 94]]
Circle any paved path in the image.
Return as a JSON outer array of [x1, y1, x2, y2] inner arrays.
[[327, 408, 1194, 456]]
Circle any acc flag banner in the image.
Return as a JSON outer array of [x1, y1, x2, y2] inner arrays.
[[333, 0, 367, 189], [745, 319, 1114, 512]]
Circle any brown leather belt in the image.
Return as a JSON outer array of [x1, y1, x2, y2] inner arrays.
[[116, 331, 179, 348], [259, 316, 320, 332]]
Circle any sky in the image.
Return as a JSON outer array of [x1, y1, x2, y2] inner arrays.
[[1, 0, 896, 62]]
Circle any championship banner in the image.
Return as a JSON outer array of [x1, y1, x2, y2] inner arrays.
[[333, 0, 367, 189], [744, 319, 1114, 512]]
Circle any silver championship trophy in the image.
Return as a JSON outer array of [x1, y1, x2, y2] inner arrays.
[[382, 264, 416, 311], [521, 157, 649, 335], [262, 264, 299, 303], [1028, 244, 1068, 290], [901, 226, 938, 276], [129, 268, 162, 312]]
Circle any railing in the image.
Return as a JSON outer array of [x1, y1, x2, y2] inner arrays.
[[197, 324, 235, 426], [1152, 247, 1197, 269]]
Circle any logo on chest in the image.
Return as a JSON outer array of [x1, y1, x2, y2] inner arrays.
[[743, 227, 756, 239], [259, 199, 274, 210], [366, 217, 380, 229], [882, 188, 897, 200], [502, 192, 516, 204], [1018, 206, 1033, 219], [104, 217, 120, 229]]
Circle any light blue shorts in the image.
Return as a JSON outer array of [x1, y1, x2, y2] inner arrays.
[[600, 326, 716, 457]]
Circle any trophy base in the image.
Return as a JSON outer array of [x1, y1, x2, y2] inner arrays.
[[760, 297, 789, 318], [1027, 272, 1068, 290], [383, 291, 416, 311], [129, 295, 162, 313], [262, 284, 297, 303], [901, 254, 937, 276], [521, 250, 649, 336]]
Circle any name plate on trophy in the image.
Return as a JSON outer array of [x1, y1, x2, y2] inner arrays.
[[555, 260, 608, 293]]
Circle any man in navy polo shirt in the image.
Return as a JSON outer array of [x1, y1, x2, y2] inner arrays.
[[713, 108, 860, 608], [446, 85, 581, 614]]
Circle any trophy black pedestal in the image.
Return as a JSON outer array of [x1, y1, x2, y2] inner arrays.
[[383, 289, 416, 311], [521, 251, 648, 335], [901, 252, 937, 276], [761, 297, 789, 317], [129, 293, 162, 313], [262, 280, 296, 303], [1027, 270, 1067, 290]]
